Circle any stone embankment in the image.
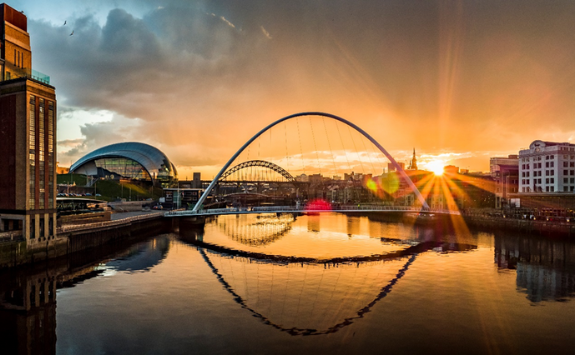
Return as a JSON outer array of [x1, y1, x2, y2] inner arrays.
[[0, 212, 169, 269], [461, 214, 575, 236]]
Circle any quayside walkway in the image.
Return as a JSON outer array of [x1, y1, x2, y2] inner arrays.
[[58, 211, 164, 233]]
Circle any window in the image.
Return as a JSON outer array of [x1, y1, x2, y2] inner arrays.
[[571, 162, 574, 167], [564, 162, 569, 168], [546, 178, 549, 184], [551, 178, 555, 183], [39, 99, 45, 209], [564, 178, 568, 183], [565, 186, 568, 192], [551, 186, 554, 192], [551, 161, 555, 167], [546, 162, 549, 168], [571, 178, 575, 184], [565, 170, 569, 176]]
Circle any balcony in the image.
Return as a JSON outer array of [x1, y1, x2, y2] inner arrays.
[[1, 62, 50, 85]]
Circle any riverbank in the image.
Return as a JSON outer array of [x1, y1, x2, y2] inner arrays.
[[364, 211, 575, 237], [0, 212, 171, 269]]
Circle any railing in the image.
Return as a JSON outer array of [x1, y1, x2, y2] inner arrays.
[[58, 212, 163, 233], [2, 63, 51, 85], [0, 230, 24, 243], [165, 206, 461, 217]]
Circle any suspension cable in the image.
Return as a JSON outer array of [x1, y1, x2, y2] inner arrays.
[[323, 117, 338, 179], [309, 116, 322, 176], [296, 117, 306, 176], [347, 125, 365, 175]]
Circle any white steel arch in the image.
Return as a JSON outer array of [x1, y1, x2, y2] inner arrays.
[[192, 112, 429, 211]]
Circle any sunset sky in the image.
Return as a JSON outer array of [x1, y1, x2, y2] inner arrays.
[[10, 0, 575, 178]]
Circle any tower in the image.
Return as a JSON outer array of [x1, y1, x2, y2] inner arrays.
[[0, 3, 58, 245], [409, 148, 418, 170]]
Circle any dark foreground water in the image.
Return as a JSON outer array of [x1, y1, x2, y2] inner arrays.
[[2, 213, 575, 354]]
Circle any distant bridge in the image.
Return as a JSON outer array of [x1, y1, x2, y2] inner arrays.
[[219, 160, 296, 182], [165, 205, 460, 218]]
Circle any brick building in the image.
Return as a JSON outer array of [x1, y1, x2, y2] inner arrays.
[[0, 4, 58, 244]]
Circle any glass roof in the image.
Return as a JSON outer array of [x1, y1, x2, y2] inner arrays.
[[70, 142, 177, 181]]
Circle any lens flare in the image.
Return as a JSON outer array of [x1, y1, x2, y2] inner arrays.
[[425, 161, 445, 175]]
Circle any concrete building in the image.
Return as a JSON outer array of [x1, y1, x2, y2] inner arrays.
[[519, 140, 575, 193], [387, 162, 405, 173], [192, 172, 202, 188], [490, 155, 519, 176], [0, 4, 58, 244], [443, 165, 460, 174], [490, 155, 519, 208]]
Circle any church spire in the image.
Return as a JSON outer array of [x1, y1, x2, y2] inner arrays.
[[411, 148, 418, 170]]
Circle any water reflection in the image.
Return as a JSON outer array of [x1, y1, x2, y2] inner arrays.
[[495, 233, 575, 303], [0, 236, 170, 354], [179, 219, 476, 336], [218, 214, 295, 246], [346, 216, 360, 237], [201, 214, 477, 260]]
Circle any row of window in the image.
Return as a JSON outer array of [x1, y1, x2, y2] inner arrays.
[[521, 177, 575, 185], [13, 49, 25, 68], [522, 186, 575, 192], [521, 154, 575, 163], [28, 95, 55, 210], [521, 170, 575, 177]]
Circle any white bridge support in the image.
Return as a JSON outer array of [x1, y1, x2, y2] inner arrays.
[[192, 112, 430, 212]]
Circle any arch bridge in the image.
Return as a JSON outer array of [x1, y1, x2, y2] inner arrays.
[[192, 112, 430, 212], [219, 160, 296, 182]]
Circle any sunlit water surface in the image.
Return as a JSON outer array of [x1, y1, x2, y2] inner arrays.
[[2, 213, 575, 354]]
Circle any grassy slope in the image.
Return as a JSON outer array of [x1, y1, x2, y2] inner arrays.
[[57, 174, 163, 201]]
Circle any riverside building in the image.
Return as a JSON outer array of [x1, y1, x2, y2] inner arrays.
[[0, 4, 58, 244], [519, 140, 575, 193]]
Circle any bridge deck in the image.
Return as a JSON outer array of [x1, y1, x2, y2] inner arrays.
[[165, 206, 460, 217]]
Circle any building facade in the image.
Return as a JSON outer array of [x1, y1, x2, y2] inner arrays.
[[0, 4, 57, 243], [519, 140, 575, 193], [490, 155, 519, 208]]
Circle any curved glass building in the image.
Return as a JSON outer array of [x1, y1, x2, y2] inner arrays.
[[69, 142, 177, 185]]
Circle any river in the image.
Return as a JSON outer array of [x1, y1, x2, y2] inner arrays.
[[1, 213, 575, 354]]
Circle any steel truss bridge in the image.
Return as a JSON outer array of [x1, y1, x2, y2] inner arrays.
[[165, 205, 460, 218], [219, 160, 296, 182]]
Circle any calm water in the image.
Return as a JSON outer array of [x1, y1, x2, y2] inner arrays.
[[2, 213, 575, 354]]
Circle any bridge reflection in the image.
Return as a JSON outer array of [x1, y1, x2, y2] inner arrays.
[[179, 222, 476, 336], [218, 214, 295, 246]]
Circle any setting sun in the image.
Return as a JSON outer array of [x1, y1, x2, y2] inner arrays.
[[426, 160, 445, 175]]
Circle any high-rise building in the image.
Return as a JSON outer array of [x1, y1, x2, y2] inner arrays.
[[0, 4, 57, 244]]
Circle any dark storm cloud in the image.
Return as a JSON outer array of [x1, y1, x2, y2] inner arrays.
[[25, 0, 575, 172]]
